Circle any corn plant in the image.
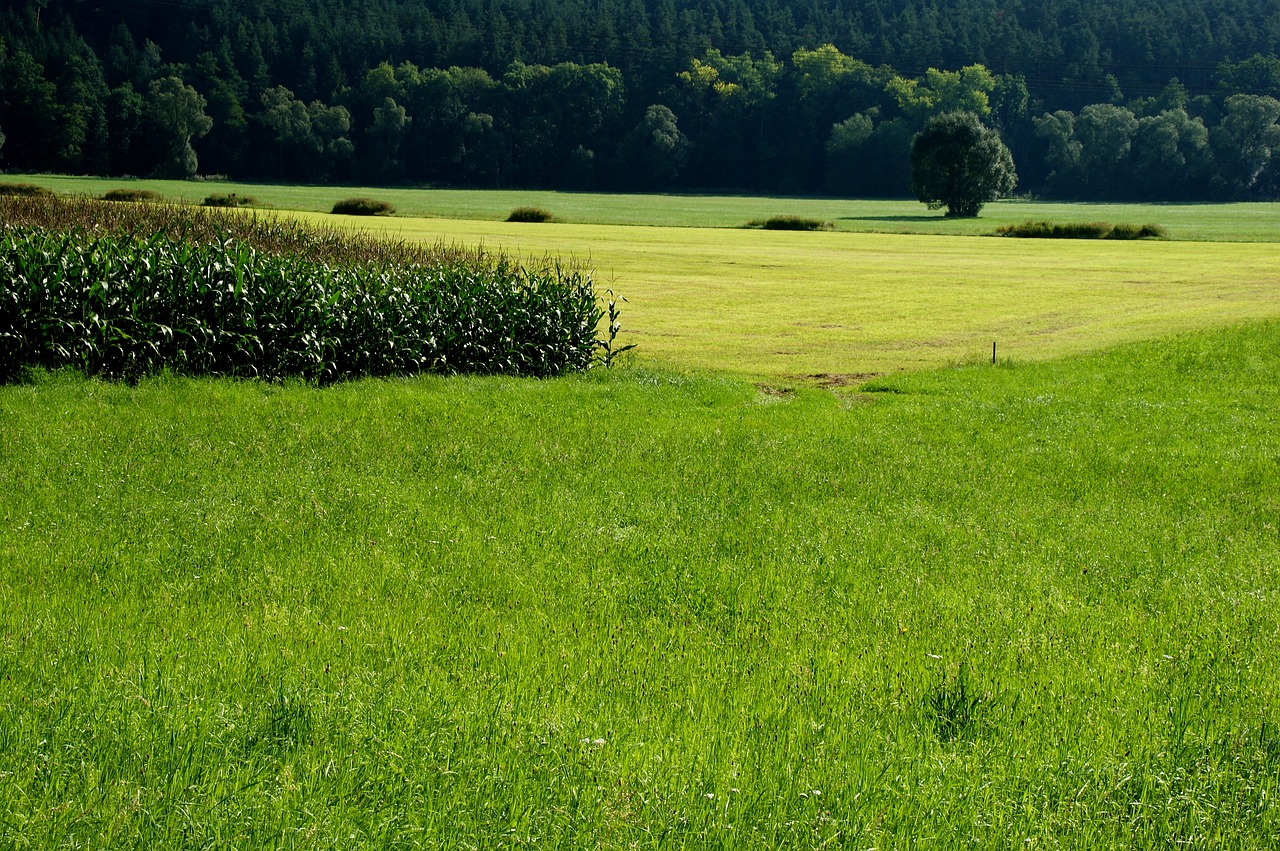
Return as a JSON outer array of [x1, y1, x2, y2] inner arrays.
[[595, 289, 637, 368], [0, 198, 615, 382]]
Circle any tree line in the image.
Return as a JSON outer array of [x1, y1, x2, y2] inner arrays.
[[3, 0, 1280, 200]]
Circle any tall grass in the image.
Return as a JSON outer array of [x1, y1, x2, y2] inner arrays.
[[0, 195, 606, 381], [996, 220, 1169, 239], [1, 321, 1278, 847], [0, 193, 480, 268]]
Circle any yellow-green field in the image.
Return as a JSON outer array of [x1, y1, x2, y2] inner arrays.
[[324, 214, 1280, 380]]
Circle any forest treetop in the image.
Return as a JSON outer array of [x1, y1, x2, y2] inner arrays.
[[3, 0, 1280, 199]]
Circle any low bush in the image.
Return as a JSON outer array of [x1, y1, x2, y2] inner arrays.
[[0, 182, 53, 197], [747, 216, 832, 231], [506, 206, 555, 223], [997, 220, 1168, 239], [1108, 223, 1168, 240], [101, 188, 163, 203], [996, 221, 1109, 238], [0, 194, 612, 383], [203, 192, 257, 208], [331, 197, 395, 216]]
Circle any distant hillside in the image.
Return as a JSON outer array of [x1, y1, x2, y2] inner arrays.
[[3, 0, 1279, 198]]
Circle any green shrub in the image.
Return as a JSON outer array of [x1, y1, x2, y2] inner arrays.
[[203, 192, 256, 208], [101, 188, 164, 203], [996, 221, 1109, 238], [331, 197, 395, 216], [1108, 223, 1168, 240], [0, 194, 613, 383], [748, 216, 832, 231], [997, 220, 1168, 239], [506, 206, 555, 223], [0, 182, 53, 198]]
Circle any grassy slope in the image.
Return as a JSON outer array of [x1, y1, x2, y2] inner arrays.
[[20, 174, 1280, 241], [2, 322, 1279, 848]]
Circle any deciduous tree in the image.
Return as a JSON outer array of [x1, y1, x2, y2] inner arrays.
[[888, 65, 996, 123], [1075, 103, 1138, 197], [1210, 94, 1280, 197], [146, 76, 212, 178], [619, 103, 689, 189], [909, 111, 1016, 217]]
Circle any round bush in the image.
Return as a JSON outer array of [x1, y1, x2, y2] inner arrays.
[[101, 188, 164, 203], [332, 197, 396, 216], [0, 182, 54, 198], [506, 207, 555, 223], [203, 192, 256, 208], [760, 215, 830, 231]]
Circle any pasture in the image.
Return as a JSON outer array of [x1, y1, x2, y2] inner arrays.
[[19, 174, 1280, 241], [1, 185, 1279, 847]]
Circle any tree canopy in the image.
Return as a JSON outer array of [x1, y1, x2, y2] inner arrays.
[[909, 111, 1017, 217], [2, 0, 1280, 199]]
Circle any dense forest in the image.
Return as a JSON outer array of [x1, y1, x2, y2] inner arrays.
[[3, 0, 1280, 199]]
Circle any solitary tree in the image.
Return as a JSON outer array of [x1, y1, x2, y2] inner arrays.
[[909, 111, 1016, 217]]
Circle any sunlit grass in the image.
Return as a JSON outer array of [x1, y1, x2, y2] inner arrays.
[[310, 214, 1280, 380], [2, 320, 1278, 847], [20, 178, 1280, 381]]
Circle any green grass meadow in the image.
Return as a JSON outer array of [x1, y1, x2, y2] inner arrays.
[[19, 174, 1280, 241], [2, 182, 1280, 846], [3, 325, 1279, 847]]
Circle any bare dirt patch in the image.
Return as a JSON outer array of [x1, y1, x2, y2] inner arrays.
[[805, 372, 880, 389]]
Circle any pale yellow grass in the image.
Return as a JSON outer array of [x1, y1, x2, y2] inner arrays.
[[306, 212, 1280, 380]]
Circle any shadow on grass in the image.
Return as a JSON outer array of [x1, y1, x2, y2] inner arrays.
[[837, 214, 946, 223]]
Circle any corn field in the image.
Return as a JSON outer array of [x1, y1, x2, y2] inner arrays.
[[0, 196, 604, 382]]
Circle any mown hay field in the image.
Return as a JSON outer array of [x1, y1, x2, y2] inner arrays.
[[323, 213, 1280, 379]]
